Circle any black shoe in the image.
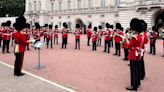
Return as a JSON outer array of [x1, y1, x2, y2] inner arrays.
[[113, 54, 117, 55], [126, 86, 137, 91], [102, 51, 106, 52], [7, 51, 10, 53], [17, 73, 25, 76]]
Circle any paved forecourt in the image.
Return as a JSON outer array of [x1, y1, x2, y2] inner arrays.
[[1, 34, 164, 92]]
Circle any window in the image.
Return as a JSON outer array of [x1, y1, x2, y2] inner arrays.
[[101, 0, 106, 8], [34, 1, 37, 11], [88, 15, 92, 18], [100, 21, 105, 29], [88, 0, 93, 8], [38, 1, 41, 11], [59, 2, 62, 10], [100, 14, 105, 18], [67, 0, 71, 10], [67, 16, 70, 19], [51, 3, 54, 11], [59, 22, 62, 28], [28, 3, 32, 11], [77, 0, 81, 9]]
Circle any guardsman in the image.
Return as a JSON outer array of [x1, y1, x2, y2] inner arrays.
[[103, 23, 112, 53], [122, 29, 130, 61], [86, 23, 92, 46], [33, 23, 41, 49], [2, 21, 12, 54], [43, 24, 48, 42], [110, 25, 114, 47], [25, 23, 31, 50], [97, 25, 103, 46], [61, 22, 69, 49], [0, 23, 5, 47], [113, 23, 123, 56], [74, 24, 82, 50], [13, 16, 32, 76], [92, 27, 98, 51], [149, 26, 158, 55], [139, 20, 149, 80], [46, 25, 53, 49], [54, 25, 59, 44], [126, 18, 143, 91]]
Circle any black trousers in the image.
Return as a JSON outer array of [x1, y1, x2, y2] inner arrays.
[[2, 40, 10, 53], [14, 53, 24, 75], [115, 43, 121, 56], [75, 39, 80, 49], [150, 44, 156, 55], [47, 38, 53, 48], [62, 38, 67, 49], [104, 40, 110, 53], [130, 60, 140, 89], [139, 56, 145, 80], [92, 42, 97, 51], [0, 37, 2, 47], [87, 37, 91, 46], [110, 39, 113, 47], [44, 36, 47, 42], [54, 36, 58, 44], [97, 38, 102, 46], [124, 49, 129, 60]]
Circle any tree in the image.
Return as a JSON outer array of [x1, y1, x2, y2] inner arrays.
[[0, 0, 25, 17]]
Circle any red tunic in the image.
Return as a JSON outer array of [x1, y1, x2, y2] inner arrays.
[[14, 31, 29, 53], [87, 29, 92, 38], [92, 32, 98, 42], [62, 28, 68, 38], [3, 27, 11, 40], [114, 30, 123, 43], [54, 29, 59, 37], [128, 34, 142, 61], [75, 29, 82, 39], [104, 29, 112, 41], [150, 32, 158, 44]]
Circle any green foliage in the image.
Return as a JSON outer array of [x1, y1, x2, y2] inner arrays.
[[0, 0, 25, 17]]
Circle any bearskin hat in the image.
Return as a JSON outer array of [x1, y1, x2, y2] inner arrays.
[[63, 22, 68, 28], [99, 25, 102, 29], [55, 25, 58, 28], [116, 23, 122, 29], [140, 20, 147, 32], [88, 23, 92, 28], [76, 24, 80, 28], [130, 18, 142, 33], [106, 23, 110, 28], [110, 25, 114, 29], [6, 20, 11, 27], [152, 26, 157, 32], [93, 27, 97, 32], [120, 27, 124, 31], [25, 23, 30, 28], [49, 25, 53, 29], [35, 23, 40, 29], [1, 22, 6, 27], [14, 16, 26, 31], [44, 24, 48, 27]]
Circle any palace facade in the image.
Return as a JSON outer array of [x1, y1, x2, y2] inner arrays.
[[24, 0, 164, 30]]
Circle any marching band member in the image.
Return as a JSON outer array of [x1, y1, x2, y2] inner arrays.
[[13, 16, 32, 76], [113, 23, 123, 56], [139, 20, 149, 80], [61, 22, 69, 49], [110, 25, 114, 47], [54, 25, 59, 44], [126, 18, 143, 91], [86, 23, 92, 46], [25, 23, 31, 50], [0, 23, 5, 47], [159, 27, 164, 57], [46, 25, 53, 49], [2, 21, 12, 54], [97, 25, 103, 46], [149, 26, 158, 55], [92, 27, 98, 51], [43, 24, 48, 42], [33, 23, 41, 49], [74, 24, 82, 50], [103, 23, 112, 53], [122, 29, 130, 61]]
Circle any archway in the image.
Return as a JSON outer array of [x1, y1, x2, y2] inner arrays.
[[154, 10, 164, 29], [75, 18, 86, 34]]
